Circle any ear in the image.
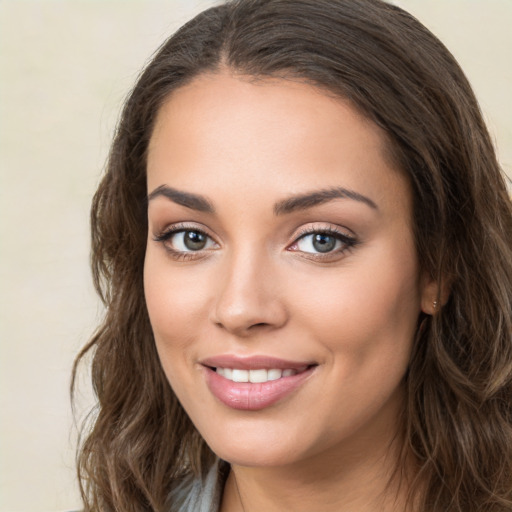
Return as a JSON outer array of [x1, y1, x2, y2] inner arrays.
[[420, 274, 450, 315]]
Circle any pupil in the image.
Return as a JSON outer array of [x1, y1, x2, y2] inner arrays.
[[184, 231, 207, 250], [313, 233, 336, 253]]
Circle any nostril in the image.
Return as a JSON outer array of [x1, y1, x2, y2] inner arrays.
[[251, 323, 268, 328]]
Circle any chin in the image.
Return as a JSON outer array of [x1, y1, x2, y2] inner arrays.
[[195, 413, 309, 468], [209, 440, 301, 468]]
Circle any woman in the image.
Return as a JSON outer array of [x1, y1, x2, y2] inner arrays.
[[72, 0, 512, 510]]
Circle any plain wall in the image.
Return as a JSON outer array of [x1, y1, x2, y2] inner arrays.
[[0, 1, 510, 510]]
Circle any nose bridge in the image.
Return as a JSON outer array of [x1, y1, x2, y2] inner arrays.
[[212, 242, 286, 335]]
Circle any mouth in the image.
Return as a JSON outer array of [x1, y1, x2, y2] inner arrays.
[[200, 356, 318, 411]]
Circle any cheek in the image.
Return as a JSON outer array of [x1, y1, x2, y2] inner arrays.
[[290, 247, 421, 362], [144, 251, 210, 339], [289, 254, 420, 433], [143, 251, 212, 404], [143, 253, 213, 394]]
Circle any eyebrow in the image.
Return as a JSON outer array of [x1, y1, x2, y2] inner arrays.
[[147, 185, 215, 213], [147, 184, 377, 215], [274, 186, 378, 215]]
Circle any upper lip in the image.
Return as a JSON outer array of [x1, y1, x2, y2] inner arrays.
[[200, 355, 317, 370]]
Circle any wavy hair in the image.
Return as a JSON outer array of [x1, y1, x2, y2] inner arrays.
[[72, 0, 512, 510]]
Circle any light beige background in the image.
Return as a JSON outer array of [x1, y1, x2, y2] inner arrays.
[[0, 1, 510, 511]]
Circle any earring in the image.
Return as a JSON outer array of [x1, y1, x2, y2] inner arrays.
[[433, 300, 439, 311]]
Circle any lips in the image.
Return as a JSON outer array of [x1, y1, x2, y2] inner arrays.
[[201, 355, 317, 411]]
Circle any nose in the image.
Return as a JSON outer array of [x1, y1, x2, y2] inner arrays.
[[210, 249, 288, 337]]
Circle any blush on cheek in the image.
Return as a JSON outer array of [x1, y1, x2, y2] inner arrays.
[[296, 265, 419, 368], [145, 268, 202, 333]]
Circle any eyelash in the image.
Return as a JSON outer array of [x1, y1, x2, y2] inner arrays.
[[153, 223, 358, 262], [289, 225, 358, 261], [153, 223, 216, 261]]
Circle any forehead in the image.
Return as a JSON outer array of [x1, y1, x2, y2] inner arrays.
[[149, 72, 387, 159], [147, 72, 410, 217]]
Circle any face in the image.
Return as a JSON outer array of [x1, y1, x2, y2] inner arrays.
[[144, 73, 434, 468]]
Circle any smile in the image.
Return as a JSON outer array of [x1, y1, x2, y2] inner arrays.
[[201, 357, 317, 411], [215, 367, 308, 383]]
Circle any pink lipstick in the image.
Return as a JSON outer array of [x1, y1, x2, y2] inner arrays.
[[201, 355, 317, 411]]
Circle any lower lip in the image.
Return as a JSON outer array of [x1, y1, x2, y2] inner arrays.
[[203, 366, 316, 411]]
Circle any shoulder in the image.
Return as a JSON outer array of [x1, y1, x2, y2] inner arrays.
[[168, 459, 230, 512]]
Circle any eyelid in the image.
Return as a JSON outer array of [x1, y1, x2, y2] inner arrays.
[[287, 223, 359, 259], [153, 221, 216, 240], [291, 222, 356, 242]]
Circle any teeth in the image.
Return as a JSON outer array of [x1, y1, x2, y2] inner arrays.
[[249, 369, 268, 383], [215, 367, 305, 383], [267, 369, 282, 381], [232, 369, 249, 382]]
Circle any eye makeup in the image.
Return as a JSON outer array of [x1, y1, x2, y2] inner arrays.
[[153, 220, 359, 263]]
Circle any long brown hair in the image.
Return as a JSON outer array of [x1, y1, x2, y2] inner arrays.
[[72, 0, 512, 510]]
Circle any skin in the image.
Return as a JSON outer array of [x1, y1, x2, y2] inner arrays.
[[144, 72, 437, 512]]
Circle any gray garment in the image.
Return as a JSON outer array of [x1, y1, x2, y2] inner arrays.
[[169, 459, 229, 512]]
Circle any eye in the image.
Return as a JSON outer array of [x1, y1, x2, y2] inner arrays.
[[153, 226, 218, 257], [289, 226, 358, 258], [171, 230, 215, 251], [296, 232, 342, 253]]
